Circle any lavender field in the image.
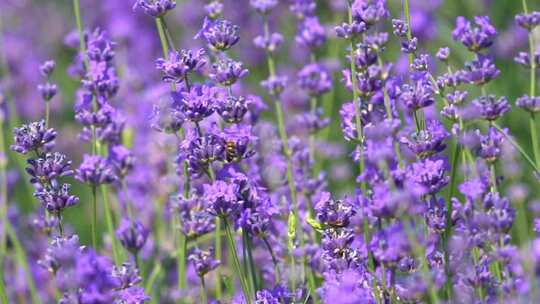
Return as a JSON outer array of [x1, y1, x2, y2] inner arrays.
[[1, 0, 540, 303]]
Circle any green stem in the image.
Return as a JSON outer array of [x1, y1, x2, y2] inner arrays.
[[0, 269, 7, 304], [6, 222, 42, 304], [101, 185, 121, 264], [91, 185, 98, 249], [215, 218, 223, 299], [224, 218, 252, 303], [156, 17, 171, 58], [72, 0, 89, 70], [443, 142, 460, 298], [177, 231, 187, 291], [262, 236, 281, 283], [262, 15, 306, 289], [492, 123, 540, 176], [403, 217, 439, 303], [45, 101, 50, 129], [243, 232, 258, 293], [0, 111, 7, 301], [530, 113, 540, 169], [200, 276, 207, 304], [346, 2, 374, 273]]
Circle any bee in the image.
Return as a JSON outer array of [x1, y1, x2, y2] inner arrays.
[[225, 140, 238, 163]]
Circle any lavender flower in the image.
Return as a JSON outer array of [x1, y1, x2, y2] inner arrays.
[[210, 57, 249, 86], [39, 60, 56, 77], [436, 47, 450, 61], [261, 75, 287, 96], [133, 0, 176, 17], [216, 95, 251, 124], [253, 33, 284, 52], [11, 120, 56, 154], [297, 63, 332, 97], [37, 83, 58, 101], [188, 248, 220, 277], [26, 152, 74, 186], [452, 16, 497, 52], [401, 120, 449, 158], [295, 17, 326, 49], [249, 0, 278, 15], [75, 154, 117, 185], [196, 18, 240, 51], [155, 49, 207, 83], [315, 192, 355, 228], [516, 95, 540, 113], [116, 218, 149, 253], [171, 84, 223, 122], [515, 11, 540, 31], [204, 180, 243, 217], [35, 184, 79, 214], [392, 19, 408, 37], [477, 127, 505, 163], [408, 158, 449, 194], [472, 95, 510, 121]]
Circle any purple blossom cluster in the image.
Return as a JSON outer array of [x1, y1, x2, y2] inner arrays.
[[2, 0, 540, 304]]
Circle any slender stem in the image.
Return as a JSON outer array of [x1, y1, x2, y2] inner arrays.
[[0, 109, 8, 304], [522, 0, 540, 169], [214, 218, 222, 299], [45, 101, 50, 129], [262, 16, 306, 289], [200, 276, 208, 304], [402, 217, 439, 303], [156, 18, 171, 58], [403, 0, 414, 67], [490, 163, 498, 193], [91, 185, 98, 249], [6, 222, 42, 304], [0, 270, 7, 304], [154, 18, 193, 302], [262, 236, 281, 282], [243, 232, 257, 293], [443, 142, 460, 298], [530, 114, 540, 169], [345, 4, 377, 275], [223, 218, 252, 303], [177, 233, 187, 289], [72, 0, 89, 70], [492, 123, 540, 175], [102, 184, 121, 264]]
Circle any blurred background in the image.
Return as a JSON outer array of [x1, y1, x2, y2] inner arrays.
[[1, 0, 539, 246]]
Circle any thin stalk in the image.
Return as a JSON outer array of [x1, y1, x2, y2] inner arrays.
[[346, 2, 374, 272], [200, 276, 208, 304], [262, 236, 281, 282], [45, 101, 50, 129], [177, 232, 187, 290], [6, 222, 42, 304], [224, 218, 252, 303], [530, 113, 540, 169], [402, 217, 439, 303], [145, 262, 162, 291], [0, 270, 7, 304], [492, 123, 540, 175], [443, 142, 460, 298], [403, 0, 414, 67], [262, 16, 307, 289], [0, 111, 8, 304], [101, 185, 121, 264], [243, 233, 258, 293], [214, 218, 222, 299], [520, 0, 540, 169], [91, 185, 98, 249], [154, 19, 194, 301]]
